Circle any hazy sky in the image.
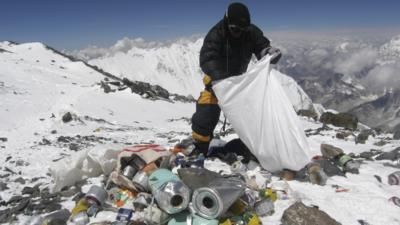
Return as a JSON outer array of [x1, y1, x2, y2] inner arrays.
[[1, 0, 400, 50]]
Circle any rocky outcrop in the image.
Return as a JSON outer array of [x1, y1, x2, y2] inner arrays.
[[281, 202, 341, 225], [320, 112, 358, 130]]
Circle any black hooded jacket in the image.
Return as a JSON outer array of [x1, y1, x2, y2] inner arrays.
[[200, 18, 271, 81]]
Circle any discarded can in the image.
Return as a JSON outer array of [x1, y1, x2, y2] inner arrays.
[[192, 177, 246, 219], [85, 185, 108, 207], [132, 170, 150, 192], [70, 212, 90, 225], [133, 192, 152, 211], [116, 208, 134, 221], [254, 198, 275, 216], [388, 171, 400, 185], [389, 196, 400, 207], [148, 169, 190, 214], [122, 165, 138, 180]]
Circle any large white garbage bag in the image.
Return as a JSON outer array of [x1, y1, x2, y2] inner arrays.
[[213, 55, 311, 172]]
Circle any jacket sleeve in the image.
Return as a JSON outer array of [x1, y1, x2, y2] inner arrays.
[[199, 28, 227, 81], [252, 25, 271, 60]]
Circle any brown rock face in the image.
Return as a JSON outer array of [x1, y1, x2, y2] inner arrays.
[[281, 202, 341, 225]]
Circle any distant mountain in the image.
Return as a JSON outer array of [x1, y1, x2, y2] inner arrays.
[[73, 38, 314, 111], [349, 89, 400, 131]]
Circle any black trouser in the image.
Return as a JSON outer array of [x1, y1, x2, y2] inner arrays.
[[191, 75, 221, 144]]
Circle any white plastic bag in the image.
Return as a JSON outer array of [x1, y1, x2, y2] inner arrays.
[[213, 55, 311, 172]]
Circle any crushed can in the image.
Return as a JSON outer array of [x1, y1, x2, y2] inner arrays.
[[389, 196, 400, 207], [116, 208, 134, 221], [388, 171, 400, 185], [168, 211, 219, 225]]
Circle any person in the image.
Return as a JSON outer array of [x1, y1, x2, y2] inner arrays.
[[191, 2, 282, 154]]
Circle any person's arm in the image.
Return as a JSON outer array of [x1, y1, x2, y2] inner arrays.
[[199, 28, 227, 81]]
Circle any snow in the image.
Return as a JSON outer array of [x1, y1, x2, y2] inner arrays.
[[1, 41, 400, 225]]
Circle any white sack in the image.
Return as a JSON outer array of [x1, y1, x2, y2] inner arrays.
[[49, 146, 119, 192], [213, 55, 311, 172]]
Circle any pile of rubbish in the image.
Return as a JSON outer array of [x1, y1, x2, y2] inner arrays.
[[20, 140, 400, 225]]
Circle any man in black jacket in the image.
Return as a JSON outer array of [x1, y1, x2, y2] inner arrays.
[[191, 2, 282, 154]]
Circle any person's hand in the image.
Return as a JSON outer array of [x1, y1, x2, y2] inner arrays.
[[261, 47, 282, 64]]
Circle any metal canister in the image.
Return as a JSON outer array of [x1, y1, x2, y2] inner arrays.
[[85, 185, 108, 207], [122, 165, 138, 180], [388, 171, 400, 185], [132, 170, 150, 192], [192, 177, 246, 219], [148, 169, 190, 214], [70, 212, 90, 225]]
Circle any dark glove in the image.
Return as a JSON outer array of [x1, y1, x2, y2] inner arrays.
[[260, 46, 282, 64]]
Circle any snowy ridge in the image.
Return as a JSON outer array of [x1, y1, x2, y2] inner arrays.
[[84, 38, 314, 110]]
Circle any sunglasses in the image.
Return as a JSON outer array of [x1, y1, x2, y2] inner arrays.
[[228, 24, 249, 33]]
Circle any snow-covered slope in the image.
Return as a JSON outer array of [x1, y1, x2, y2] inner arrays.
[[83, 37, 314, 110], [88, 39, 204, 97]]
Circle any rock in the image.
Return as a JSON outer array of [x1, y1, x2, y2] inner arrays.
[[60, 186, 79, 198], [315, 159, 345, 177], [100, 81, 115, 93], [22, 186, 40, 197], [14, 177, 26, 184], [10, 197, 30, 213], [62, 112, 73, 123], [0, 137, 7, 142], [374, 140, 388, 146], [16, 159, 29, 166], [51, 130, 57, 134], [0, 209, 11, 224], [320, 144, 344, 159], [374, 175, 382, 183], [376, 147, 400, 161], [69, 143, 79, 151], [320, 112, 358, 130], [281, 202, 341, 225], [0, 182, 8, 191], [297, 109, 318, 120], [355, 129, 375, 144], [393, 130, 400, 140]]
